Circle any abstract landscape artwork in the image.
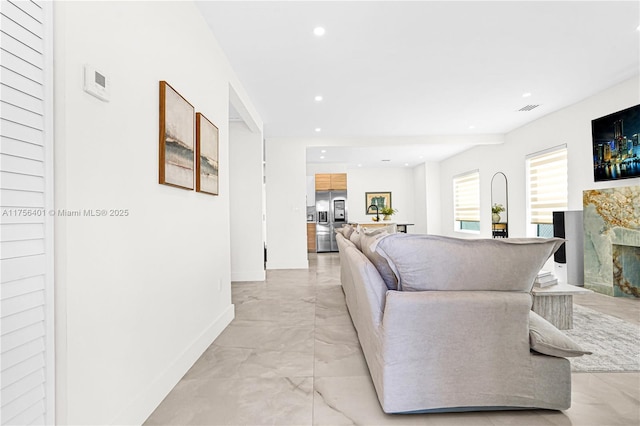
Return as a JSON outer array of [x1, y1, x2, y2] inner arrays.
[[196, 113, 219, 195], [159, 81, 195, 189]]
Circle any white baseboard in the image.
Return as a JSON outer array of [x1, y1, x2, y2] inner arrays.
[[112, 304, 235, 425], [231, 269, 266, 282]]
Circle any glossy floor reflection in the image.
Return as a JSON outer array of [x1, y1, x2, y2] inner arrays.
[[145, 253, 640, 426]]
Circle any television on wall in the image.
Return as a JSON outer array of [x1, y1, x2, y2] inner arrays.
[[592, 104, 640, 182]]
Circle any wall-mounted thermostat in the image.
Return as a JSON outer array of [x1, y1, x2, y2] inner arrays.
[[83, 64, 110, 102]]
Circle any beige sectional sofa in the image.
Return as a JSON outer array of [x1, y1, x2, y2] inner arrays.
[[335, 227, 590, 414]]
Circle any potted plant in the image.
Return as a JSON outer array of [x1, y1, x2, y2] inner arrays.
[[492, 203, 505, 223], [380, 206, 398, 221]]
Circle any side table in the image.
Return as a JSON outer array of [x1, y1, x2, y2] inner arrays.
[[531, 284, 593, 330]]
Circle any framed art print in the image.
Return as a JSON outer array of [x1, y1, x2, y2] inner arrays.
[[159, 81, 195, 190], [365, 192, 392, 214], [196, 112, 219, 195]]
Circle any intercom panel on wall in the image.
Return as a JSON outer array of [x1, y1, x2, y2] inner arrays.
[[83, 64, 110, 102]]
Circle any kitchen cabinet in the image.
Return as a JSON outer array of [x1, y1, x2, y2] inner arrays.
[[331, 173, 347, 190], [307, 223, 316, 252], [315, 173, 347, 191], [315, 174, 331, 191]]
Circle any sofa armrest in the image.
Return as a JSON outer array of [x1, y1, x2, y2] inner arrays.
[[379, 290, 537, 412], [382, 290, 532, 361]]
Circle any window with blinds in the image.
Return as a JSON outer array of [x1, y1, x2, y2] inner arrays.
[[453, 170, 480, 231], [1, 0, 54, 424], [527, 146, 568, 227]]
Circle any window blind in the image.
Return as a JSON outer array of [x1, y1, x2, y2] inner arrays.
[[527, 146, 568, 225], [453, 170, 480, 222]]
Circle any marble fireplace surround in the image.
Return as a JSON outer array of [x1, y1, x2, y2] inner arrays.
[[583, 185, 640, 298]]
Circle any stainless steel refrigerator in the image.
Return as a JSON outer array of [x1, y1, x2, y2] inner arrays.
[[316, 190, 347, 252]]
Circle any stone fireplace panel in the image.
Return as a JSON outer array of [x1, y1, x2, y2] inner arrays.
[[583, 185, 640, 298]]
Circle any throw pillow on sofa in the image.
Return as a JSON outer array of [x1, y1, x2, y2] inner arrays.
[[374, 234, 564, 292], [529, 311, 592, 357]]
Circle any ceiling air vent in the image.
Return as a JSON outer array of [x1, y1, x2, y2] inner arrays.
[[518, 104, 540, 112]]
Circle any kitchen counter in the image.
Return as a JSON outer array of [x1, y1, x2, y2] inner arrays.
[[349, 221, 414, 233]]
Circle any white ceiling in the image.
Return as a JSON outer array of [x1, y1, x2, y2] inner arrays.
[[197, 1, 640, 165]]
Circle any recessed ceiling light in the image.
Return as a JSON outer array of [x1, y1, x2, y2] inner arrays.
[[357, 164, 362, 167], [522, 92, 532, 98], [469, 125, 476, 129], [314, 95, 323, 102], [313, 27, 325, 36], [315, 128, 321, 132], [404, 163, 409, 166], [321, 149, 326, 153], [320, 156, 325, 159]]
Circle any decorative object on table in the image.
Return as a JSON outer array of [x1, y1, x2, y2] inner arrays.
[[365, 192, 392, 215], [195, 112, 219, 195], [534, 270, 558, 288], [380, 206, 398, 221], [491, 203, 505, 223], [159, 81, 195, 190]]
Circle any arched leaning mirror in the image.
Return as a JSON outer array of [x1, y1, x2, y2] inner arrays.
[[491, 172, 508, 238]]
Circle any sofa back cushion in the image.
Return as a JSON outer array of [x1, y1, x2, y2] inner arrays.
[[349, 226, 363, 250], [359, 230, 398, 290], [336, 232, 355, 251], [374, 234, 564, 292], [336, 224, 355, 239]]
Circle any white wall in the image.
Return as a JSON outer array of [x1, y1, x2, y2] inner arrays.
[[230, 121, 265, 281], [413, 163, 428, 234], [53, 2, 261, 424], [265, 139, 309, 269], [439, 77, 640, 239], [410, 161, 442, 235], [343, 167, 416, 225], [425, 161, 442, 234]]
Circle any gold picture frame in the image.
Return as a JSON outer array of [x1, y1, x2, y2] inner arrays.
[[196, 113, 219, 195], [159, 81, 195, 190]]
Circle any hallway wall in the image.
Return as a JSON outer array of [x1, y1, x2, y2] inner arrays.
[[53, 1, 261, 424]]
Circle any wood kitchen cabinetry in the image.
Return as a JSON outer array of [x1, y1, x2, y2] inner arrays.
[[307, 223, 316, 252], [315, 173, 347, 191]]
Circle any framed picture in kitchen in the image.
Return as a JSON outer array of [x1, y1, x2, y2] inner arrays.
[[365, 192, 392, 214]]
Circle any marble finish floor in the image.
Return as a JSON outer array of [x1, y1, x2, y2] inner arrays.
[[145, 253, 640, 425]]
